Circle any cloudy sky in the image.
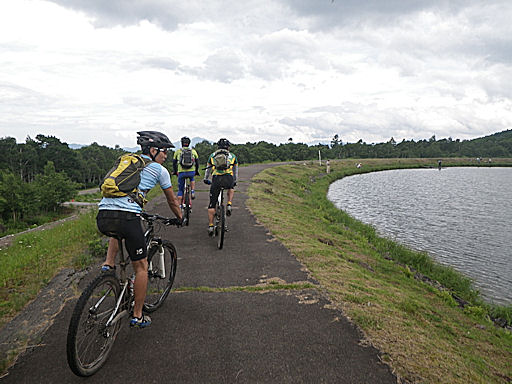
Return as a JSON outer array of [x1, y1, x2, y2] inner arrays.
[[1, 0, 511, 148]]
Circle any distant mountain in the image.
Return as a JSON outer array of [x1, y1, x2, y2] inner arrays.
[[172, 136, 211, 148], [306, 140, 330, 146], [122, 146, 140, 152]]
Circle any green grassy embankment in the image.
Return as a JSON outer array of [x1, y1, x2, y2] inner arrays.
[[0, 185, 167, 330], [0, 210, 102, 331], [247, 158, 512, 384]]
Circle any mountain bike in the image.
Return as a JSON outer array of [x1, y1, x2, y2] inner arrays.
[[181, 176, 192, 226], [66, 212, 180, 377], [212, 187, 227, 249]]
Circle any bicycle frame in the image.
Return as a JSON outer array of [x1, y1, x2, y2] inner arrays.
[[104, 215, 164, 327], [105, 284, 129, 327], [104, 238, 132, 327]]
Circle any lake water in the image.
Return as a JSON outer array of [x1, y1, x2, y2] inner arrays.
[[327, 167, 512, 305]]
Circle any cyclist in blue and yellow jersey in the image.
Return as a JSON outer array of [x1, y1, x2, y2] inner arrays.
[[97, 131, 182, 328], [203, 138, 238, 236], [172, 136, 200, 208]]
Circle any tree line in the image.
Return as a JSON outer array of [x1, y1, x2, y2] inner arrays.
[[1, 130, 511, 233], [327, 131, 512, 159], [196, 130, 512, 164], [0, 135, 125, 232]]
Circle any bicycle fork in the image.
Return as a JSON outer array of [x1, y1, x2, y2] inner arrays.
[[148, 241, 166, 279]]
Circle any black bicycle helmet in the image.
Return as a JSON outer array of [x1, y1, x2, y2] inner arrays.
[[137, 131, 174, 149], [181, 136, 191, 147], [217, 138, 230, 149]]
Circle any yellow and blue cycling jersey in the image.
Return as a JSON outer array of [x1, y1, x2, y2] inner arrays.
[[173, 147, 199, 173], [207, 151, 238, 176], [99, 155, 172, 213]]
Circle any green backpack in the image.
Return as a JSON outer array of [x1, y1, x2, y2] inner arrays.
[[213, 149, 230, 170], [100, 154, 153, 206]]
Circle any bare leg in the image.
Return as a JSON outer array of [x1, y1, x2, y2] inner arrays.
[[227, 188, 234, 203], [103, 238, 118, 268], [208, 208, 215, 226], [131, 258, 148, 319]]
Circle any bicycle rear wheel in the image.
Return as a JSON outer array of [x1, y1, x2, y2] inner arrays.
[[184, 188, 191, 226], [67, 273, 122, 377], [217, 204, 225, 250], [144, 240, 178, 312]]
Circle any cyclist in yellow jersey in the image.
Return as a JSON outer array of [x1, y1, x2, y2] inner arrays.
[[172, 136, 200, 207], [203, 138, 238, 236]]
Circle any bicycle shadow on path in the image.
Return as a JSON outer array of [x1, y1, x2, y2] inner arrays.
[[2, 163, 397, 383]]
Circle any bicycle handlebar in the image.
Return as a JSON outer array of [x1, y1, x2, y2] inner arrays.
[[166, 218, 184, 226], [141, 212, 182, 227]]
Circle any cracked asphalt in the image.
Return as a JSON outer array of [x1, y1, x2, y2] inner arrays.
[[2, 164, 397, 383]]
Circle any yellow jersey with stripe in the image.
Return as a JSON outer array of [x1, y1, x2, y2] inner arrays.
[[207, 151, 238, 176]]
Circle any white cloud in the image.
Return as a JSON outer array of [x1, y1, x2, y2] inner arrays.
[[0, 0, 511, 147]]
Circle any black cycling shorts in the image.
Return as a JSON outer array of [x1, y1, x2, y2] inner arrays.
[[96, 210, 147, 261], [208, 174, 234, 209]]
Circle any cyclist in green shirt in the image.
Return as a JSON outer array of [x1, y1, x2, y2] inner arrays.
[[203, 138, 238, 236], [172, 136, 200, 207]]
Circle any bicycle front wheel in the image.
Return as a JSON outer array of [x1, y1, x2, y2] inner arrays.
[[144, 240, 178, 312], [217, 204, 225, 250], [67, 273, 121, 377]]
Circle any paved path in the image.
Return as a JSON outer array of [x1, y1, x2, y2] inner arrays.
[[2, 164, 396, 383]]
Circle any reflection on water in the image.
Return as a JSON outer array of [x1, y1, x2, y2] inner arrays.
[[327, 167, 512, 305]]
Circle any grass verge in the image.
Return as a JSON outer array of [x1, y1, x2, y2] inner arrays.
[[73, 191, 101, 203], [0, 207, 76, 237], [0, 186, 168, 374], [0, 209, 102, 330], [247, 158, 512, 384]]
